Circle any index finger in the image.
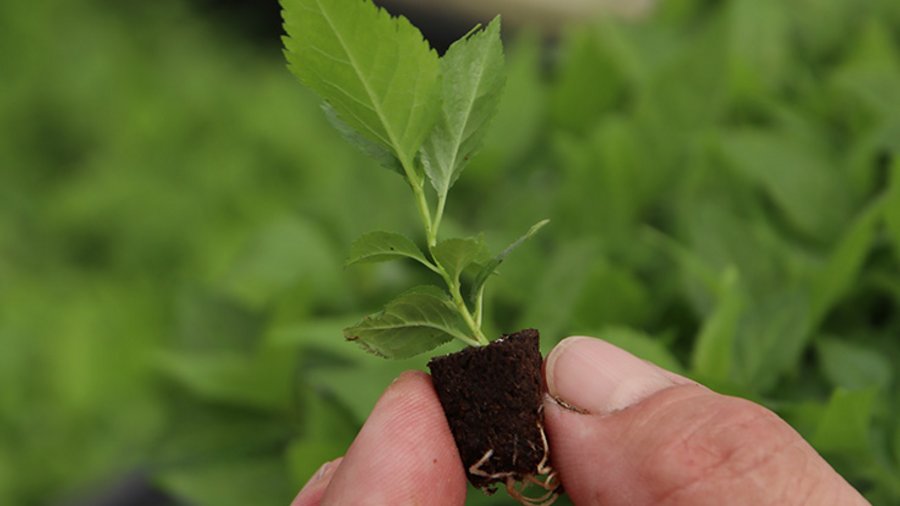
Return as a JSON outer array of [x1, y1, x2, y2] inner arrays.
[[320, 371, 467, 505]]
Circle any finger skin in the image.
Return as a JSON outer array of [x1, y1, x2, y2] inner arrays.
[[291, 457, 343, 506], [545, 384, 869, 506], [320, 370, 466, 506]]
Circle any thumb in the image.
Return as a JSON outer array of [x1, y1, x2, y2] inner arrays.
[[543, 336, 868, 506]]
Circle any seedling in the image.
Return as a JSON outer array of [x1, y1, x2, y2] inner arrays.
[[282, 0, 556, 502]]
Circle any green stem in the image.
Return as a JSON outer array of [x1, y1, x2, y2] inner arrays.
[[400, 158, 434, 243], [399, 157, 486, 346], [473, 285, 485, 329], [449, 282, 489, 345], [430, 192, 447, 248]]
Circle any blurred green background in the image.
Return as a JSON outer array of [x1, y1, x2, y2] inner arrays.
[[2, 0, 900, 504]]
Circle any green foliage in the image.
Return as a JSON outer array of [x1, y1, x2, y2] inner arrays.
[[344, 286, 475, 355], [346, 231, 431, 268], [422, 17, 506, 200], [5, 0, 900, 504], [282, 0, 440, 167]]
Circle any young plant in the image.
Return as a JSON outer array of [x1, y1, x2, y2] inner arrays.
[[282, 0, 556, 502]]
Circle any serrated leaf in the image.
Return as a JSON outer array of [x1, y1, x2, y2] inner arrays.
[[421, 17, 505, 198], [346, 231, 430, 268], [343, 287, 471, 358], [432, 236, 489, 284], [282, 0, 440, 165], [470, 219, 549, 301], [322, 104, 401, 174]]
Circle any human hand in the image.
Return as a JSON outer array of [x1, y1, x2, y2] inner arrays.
[[292, 336, 869, 505]]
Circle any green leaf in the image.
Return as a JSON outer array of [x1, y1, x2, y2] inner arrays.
[[346, 231, 431, 268], [720, 129, 851, 241], [432, 236, 489, 283], [894, 422, 900, 471], [812, 388, 877, 460], [156, 456, 293, 506], [282, 0, 441, 165], [597, 326, 684, 374], [322, 104, 402, 174], [691, 267, 742, 384], [421, 17, 505, 198], [343, 286, 472, 358], [155, 349, 295, 412], [886, 157, 900, 262], [727, 0, 790, 98], [816, 338, 892, 390], [470, 219, 549, 301], [734, 288, 811, 392], [810, 196, 885, 326]]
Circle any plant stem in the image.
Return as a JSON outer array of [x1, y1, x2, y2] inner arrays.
[[400, 157, 435, 244], [473, 285, 485, 329], [430, 191, 448, 248], [449, 281, 489, 345], [400, 157, 487, 346]]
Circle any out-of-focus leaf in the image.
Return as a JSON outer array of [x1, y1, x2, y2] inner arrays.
[[345, 231, 430, 268], [691, 267, 742, 384], [421, 17, 505, 199], [518, 239, 598, 353], [727, 0, 789, 98], [735, 288, 811, 392], [812, 388, 877, 460], [550, 23, 631, 132], [343, 286, 471, 357], [886, 158, 900, 262], [287, 390, 356, 487], [596, 327, 684, 374], [222, 217, 342, 309], [432, 236, 489, 283], [282, 0, 440, 166], [155, 349, 294, 411], [156, 456, 292, 506], [266, 316, 363, 359], [894, 423, 900, 471], [720, 130, 850, 241], [810, 196, 885, 327], [816, 338, 892, 391], [306, 355, 430, 422], [469, 219, 549, 302]]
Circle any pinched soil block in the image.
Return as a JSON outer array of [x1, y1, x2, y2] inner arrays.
[[428, 329, 546, 491]]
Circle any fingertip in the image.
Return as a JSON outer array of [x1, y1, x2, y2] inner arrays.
[[321, 370, 466, 505], [292, 457, 343, 506], [545, 335, 674, 415]]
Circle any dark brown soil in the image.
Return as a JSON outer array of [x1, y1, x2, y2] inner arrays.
[[428, 328, 546, 492]]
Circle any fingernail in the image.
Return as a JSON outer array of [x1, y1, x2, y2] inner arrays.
[[313, 461, 333, 481], [545, 336, 675, 415]]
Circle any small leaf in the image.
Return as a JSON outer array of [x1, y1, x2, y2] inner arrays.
[[343, 286, 471, 358], [810, 196, 885, 326], [346, 231, 431, 268], [322, 104, 402, 174], [812, 387, 877, 459], [433, 236, 489, 283], [470, 219, 549, 301], [816, 338, 892, 390], [691, 267, 742, 385], [421, 17, 505, 198], [282, 0, 441, 165]]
